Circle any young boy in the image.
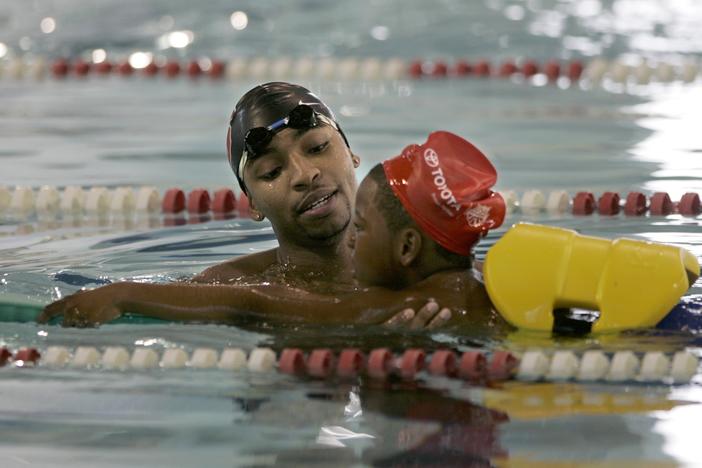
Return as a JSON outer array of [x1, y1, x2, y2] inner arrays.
[[39, 131, 510, 332]]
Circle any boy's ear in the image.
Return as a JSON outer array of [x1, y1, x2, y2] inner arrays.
[[395, 227, 423, 267]]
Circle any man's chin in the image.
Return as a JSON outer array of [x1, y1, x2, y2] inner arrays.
[[301, 217, 350, 243]]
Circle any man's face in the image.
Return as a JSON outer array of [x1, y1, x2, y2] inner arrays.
[[350, 177, 398, 287], [242, 124, 357, 247]]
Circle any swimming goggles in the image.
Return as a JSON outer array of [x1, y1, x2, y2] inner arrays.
[[238, 104, 339, 179]]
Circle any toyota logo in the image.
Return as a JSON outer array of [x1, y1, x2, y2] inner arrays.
[[423, 148, 439, 168]]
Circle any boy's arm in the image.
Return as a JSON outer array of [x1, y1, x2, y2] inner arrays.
[[186, 250, 444, 324], [37, 281, 327, 327], [36, 280, 449, 327]]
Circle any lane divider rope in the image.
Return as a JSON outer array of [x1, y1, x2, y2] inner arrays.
[[0, 56, 699, 87], [2, 186, 699, 219], [2, 186, 699, 237], [0, 185, 250, 219], [2, 345, 697, 384], [501, 189, 701, 217]]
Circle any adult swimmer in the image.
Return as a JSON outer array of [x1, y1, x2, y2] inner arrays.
[[39, 131, 511, 334], [39, 82, 448, 328]]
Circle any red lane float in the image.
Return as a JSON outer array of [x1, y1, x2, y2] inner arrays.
[[0, 347, 11, 366], [650, 192, 673, 215], [14, 348, 41, 366], [459, 351, 487, 381], [116, 61, 133, 76], [162, 188, 186, 214], [186, 61, 202, 78], [544, 60, 560, 81], [453, 60, 472, 76], [624, 192, 647, 216], [279, 348, 306, 375], [679, 192, 701, 216], [368, 348, 393, 379], [408, 60, 423, 78], [499, 61, 518, 77], [307, 348, 335, 378], [337, 349, 365, 378], [488, 351, 518, 381], [51, 58, 69, 78], [428, 349, 457, 377], [568, 61, 584, 81], [209, 60, 225, 79], [143, 62, 160, 76], [573, 192, 595, 215], [399, 349, 426, 380], [95, 61, 113, 75], [73, 60, 91, 77], [473, 60, 491, 77], [212, 188, 237, 214], [187, 189, 211, 214], [597, 192, 620, 215], [426, 61, 448, 78], [522, 60, 539, 77], [165, 61, 181, 78]]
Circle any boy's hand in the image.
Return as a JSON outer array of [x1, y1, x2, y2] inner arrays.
[[383, 300, 451, 330], [37, 284, 123, 327]]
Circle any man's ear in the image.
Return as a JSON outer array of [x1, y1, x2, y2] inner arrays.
[[247, 197, 265, 222], [395, 227, 423, 267], [351, 153, 361, 168]]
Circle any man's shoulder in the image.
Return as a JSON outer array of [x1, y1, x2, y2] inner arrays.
[[191, 249, 278, 283]]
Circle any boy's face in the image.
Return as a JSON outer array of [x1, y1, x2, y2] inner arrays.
[[243, 125, 357, 246], [350, 177, 399, 287]]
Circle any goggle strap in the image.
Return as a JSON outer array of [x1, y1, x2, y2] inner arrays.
[[238, 150, 249, 181], [267, 116, 290, 132]]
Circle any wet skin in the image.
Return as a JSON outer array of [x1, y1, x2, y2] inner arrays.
[[39, 175, 508, 333], [39, 120, 454, 328], [351, 176, 411, 289], [192, 124, 358, 290], [244, 125, 357, 249]]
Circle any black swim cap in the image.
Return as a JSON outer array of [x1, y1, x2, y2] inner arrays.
[[227, 82, 348, 193]]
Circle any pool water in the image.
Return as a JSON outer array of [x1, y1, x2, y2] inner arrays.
[[2, 0, 702, 466]]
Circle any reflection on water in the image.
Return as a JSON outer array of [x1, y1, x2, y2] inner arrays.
[[0, 352, 695, 466], [3, 0, 702, 61], [1, 0, 702, 465], [629, 85, 702, 197]]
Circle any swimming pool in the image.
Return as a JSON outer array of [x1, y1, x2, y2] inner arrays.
[[2, 0, 702, 466]]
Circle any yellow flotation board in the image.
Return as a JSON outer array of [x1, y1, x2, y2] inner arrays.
[[484, 223, 700, 332]]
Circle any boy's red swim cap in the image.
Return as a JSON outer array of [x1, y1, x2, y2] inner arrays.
[[382, 131, 505, 256]]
